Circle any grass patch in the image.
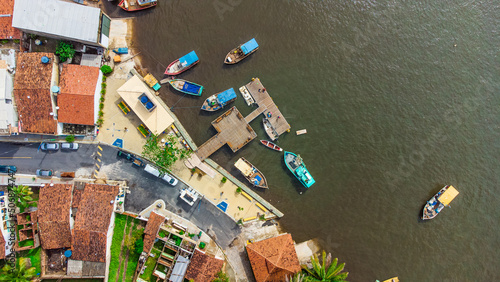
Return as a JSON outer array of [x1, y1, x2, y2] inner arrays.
[[19, 239, 34, 248], [125, 247, 141, 282], [139, 248, 160, 281], [108, 213, 127, 282], [17, 247, 41, 275], [153, 240, 165, 251]]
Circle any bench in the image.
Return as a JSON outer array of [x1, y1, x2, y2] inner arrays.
[[137, 124, 150, 137], [172, 221, 187, 232], [118, 101, 130, 115]]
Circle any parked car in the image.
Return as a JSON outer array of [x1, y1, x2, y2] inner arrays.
[[144, 164, 178, 186], [61, 143, 79, 150], [36, 169, 53, 177], [40, 142, 59, 151], [0, 165, 17, 173]]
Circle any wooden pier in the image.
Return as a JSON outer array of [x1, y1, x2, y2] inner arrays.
[[242, 78, 291, 139], [195, 107, 257, 161]]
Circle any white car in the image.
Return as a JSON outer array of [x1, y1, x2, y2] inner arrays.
[[61, 143, 79, 150], [144, 164, 178, 186], [162, 173, 178, 186]]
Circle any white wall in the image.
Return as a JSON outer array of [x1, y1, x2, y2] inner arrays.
[[94, 71, 103, 124]]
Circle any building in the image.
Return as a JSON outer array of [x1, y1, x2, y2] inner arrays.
[[0, 60, 16, 135], [184, 249, 224, 282], [13, 52, 58, 134], [0, 0, 20, 40], [246, 233, 301, 282], [57, 64, 102, 135], [12, 0, 111, 48], [143, 211, 166, 253]]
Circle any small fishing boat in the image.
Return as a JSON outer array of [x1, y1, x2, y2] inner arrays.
[[284, 151, 315, 188], [201, 88, 237, 112], [118, 0, 157, 12], [263, 117, 279, 141], [422, 185, 459, 220], [234, 158, 268, 188], [169, 79, 203, 96], [376, 277, 399, 282], [225, 38, 259, 64], [165, 51, 199, 76], [260, 140, 282, 152], [113, 48, 128, 54]]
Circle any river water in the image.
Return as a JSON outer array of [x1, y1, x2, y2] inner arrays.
[[104, 1, 499, 280]]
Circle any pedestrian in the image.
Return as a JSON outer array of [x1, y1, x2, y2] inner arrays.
[[258, 89, 261, 92], [263, 88, 266, 92]]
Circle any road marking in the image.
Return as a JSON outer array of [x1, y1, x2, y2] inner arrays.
[[0, 157, 32, 159], [97, 158, 101, 163], [97, 151, 102, 157], [98, 145, 103, 151], [95, 163, 100, 169]]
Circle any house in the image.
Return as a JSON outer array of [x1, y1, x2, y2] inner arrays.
[[0, 0, 20, 40], [143, 211, 166, 253], [13, 52, 57, 134], [246, 233, 301, 282], [37, 184, 72, 250], [12, 0, 111, 48], [0, 229, 5, 260], [57, 64, 102, 135], [184, 249, 224, 282], [0, 59, 16, 135]]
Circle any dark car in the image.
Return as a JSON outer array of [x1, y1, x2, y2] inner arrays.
[[36, 169, 53, 177], [40, 142, 59, 151], [0, 165, 17, 173]]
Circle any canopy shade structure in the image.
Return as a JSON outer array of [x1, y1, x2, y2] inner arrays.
[[439, 186, 459, 206], [179, 51, 198, 67], [241, 38, 259, 55], [235, 158, 253, 177], [216, 88, 236, 106]]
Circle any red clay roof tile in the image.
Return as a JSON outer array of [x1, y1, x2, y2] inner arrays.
[[59, 64, 100, 96], [57, 94, 95, 125], [185, 249, 224, 282], [0, 229, 5, 260], [246, 234, 301, 282], [0, 0, 20, 39], [143, 211, 165, 253], [38, 184, 72, 250]]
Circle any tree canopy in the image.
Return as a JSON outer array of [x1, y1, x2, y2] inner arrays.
[[142, 133, 191, 173]]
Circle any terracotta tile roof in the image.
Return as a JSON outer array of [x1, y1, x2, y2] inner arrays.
[[143, 211, 165, 253], [14, 52, 57, 134], [59, 65, 100, 96], [246, 234, 301, 282], [72, 189, 83, 208], [57, 94, 95, 125], [38, 184, 72, 250], [0, 228, 5, 260], [185, 249, 224, 282], [71, 183, 119, 262], [0, 0, 20, 39]]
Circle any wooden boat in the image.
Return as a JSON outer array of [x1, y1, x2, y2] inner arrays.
[[234, 158, 268, 188], [118, 0, 157, 12], [225, 38, 259, 64], [201, 88, 237, 112], [165, 51, 199, 76], [376, 277, 399, 282], [169, 79, 203, 96], [284, 151, 315, 188], [260, 140, 282, 152], [263, 117, 279, 141], [422, 185, 459, 220], [113, 48, 128, 54]]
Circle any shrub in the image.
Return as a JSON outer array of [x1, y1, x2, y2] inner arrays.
[[221, 176, 227, 183], [100, 97, 105, 103], [158, 230, 166, 238], [100, 89, 106, 94], [0, 39, 8, 44], [236, 187, 242, 193], [97, 118, 103, 126], [55, 41, 75, 62], [13, 39, 20, 44], [101, 65, 113, 74], [259, 214, 266, 221], [237, 219, 243, 225], [199, 242, 206, 249], [179, 230, 185, 235], [102, 82, 107, 88], [99, 103, 104, 110], [134, 239, 144, 255], [98, 110, 103, 117], [102, 76, 107, 82], [65, 135, 75, 143]]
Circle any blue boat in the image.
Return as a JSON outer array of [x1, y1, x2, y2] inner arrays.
[[224, 38, 259, 64], [165, 50, 199, 75], [201, 88, 237, 112], [284, 151, 315, 188], [113, 48, 129, 54], [169, 79, 203, 96]]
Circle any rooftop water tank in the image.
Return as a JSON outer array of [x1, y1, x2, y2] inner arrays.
[[41, 56, 50, 64], [64, 250, 72, 258], [51, 86, 60, 93]]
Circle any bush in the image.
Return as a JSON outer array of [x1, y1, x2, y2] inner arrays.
[[13, 39, 20, 44], [65, 135, 75, 143], [158, 230, 166, 238], [179, 230, 185, 235], [100, 89, 106, 94], [236, 187, 242, 193], [102, 82, 107, 88], [221, 176, 227, 183], [98, 110, 103, 117], [102, 76, 107, 82], [97, 118, 103, 126], [101, 65, 113, 74], [259, 214, 266, 221], [0, 39, 8, 44], [55, 41, 75, 62], [100, 97, 105, 103], [199, 242, 206, 249], [134, 238, 144, 255], [99, 103, 104, 110]]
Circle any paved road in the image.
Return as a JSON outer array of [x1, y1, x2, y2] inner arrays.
[[0, 142, 241, 248]]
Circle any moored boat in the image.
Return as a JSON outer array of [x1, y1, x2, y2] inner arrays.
[[260, 140, 282, 152], [234, 158, 268, 188], [118, 0, 157, 12], [201, 88, 237, 112], [169, 79, 203, 96], [224, 38, 259, 64], [165, 51, 199, 76], [422, 185, 459, 220], [263, 117, 279, 141], [284, 151, 315, 188]]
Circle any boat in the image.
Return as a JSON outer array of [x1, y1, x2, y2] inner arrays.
[[263, 117, 279, 141], [224, 38, 259, 64], [422, 185, 459, 220], [165, 51, 199, 76], [200, 88, 237, 112], [234, 158, 268, 189], [144, 73, 161, 91], [169, 79, 203, 96], [284, 151, 315, 188], [118, 0, 157, 12], [376, 277, 399, 282], [260, 140, 282, 152], [113, 48, 128, 54]]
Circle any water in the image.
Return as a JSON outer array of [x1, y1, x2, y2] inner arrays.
[[104, 1, 500, 280]]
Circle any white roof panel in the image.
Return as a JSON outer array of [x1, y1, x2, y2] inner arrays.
[[12, 0, 101, 44]]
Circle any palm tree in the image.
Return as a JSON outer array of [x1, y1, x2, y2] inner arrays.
[[301, 251, 349, 282], [0, 257, 37, 281], [12, 185, 34, 210]]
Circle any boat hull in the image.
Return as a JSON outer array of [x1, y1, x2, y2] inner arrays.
[[260, 140, 283, 152], [284, 151, 315, 188], [263, 118, 279, 141], [200, 93, 236, 112], [169, 79, 203, 96], [224, 46, 258, 64], [164, 59, 198, 76], [118, 0, 157, 11], [234, 158, 268, 189]]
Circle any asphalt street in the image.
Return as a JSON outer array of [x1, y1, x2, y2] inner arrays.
[[0, 142, 241, 248]]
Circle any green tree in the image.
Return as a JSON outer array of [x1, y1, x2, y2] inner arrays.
[[12, 185, 34, 210], [212, 270, 229, 282], [65, 135, 75, 143], [0, 257, 37, 281], [100, 65, 113, 74], [142, 133, 191, 173], [134, 238, 144, 255], [55, 41, 75, 62], [301, 251, 348, 282]]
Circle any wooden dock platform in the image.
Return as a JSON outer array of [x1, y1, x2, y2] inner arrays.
[[243, 78, 290, 139], [195, 107, 257, 161]]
